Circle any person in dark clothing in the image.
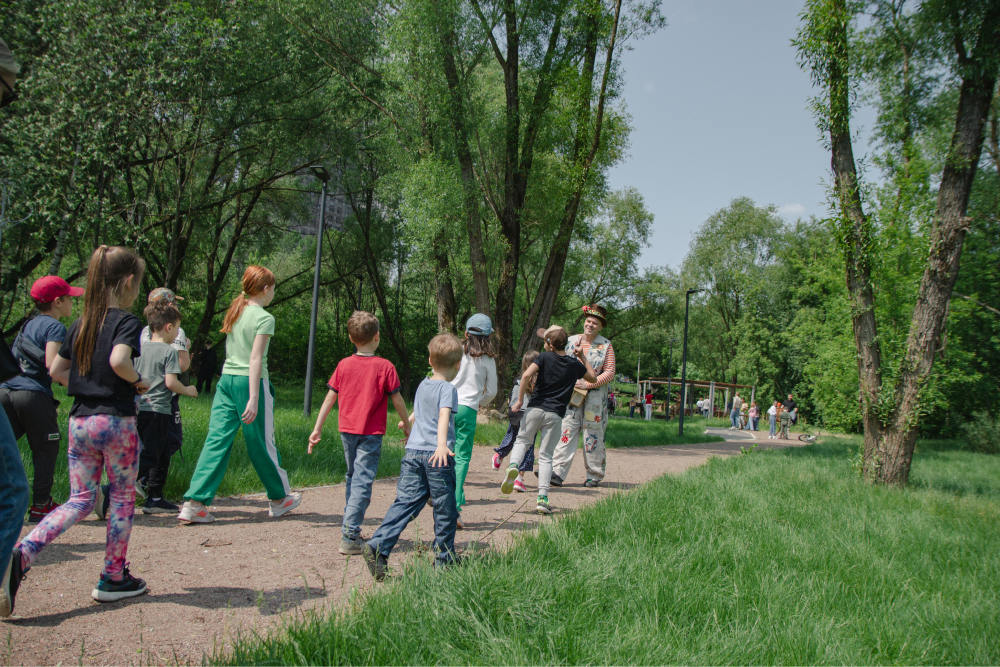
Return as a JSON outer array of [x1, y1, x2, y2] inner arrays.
[[195, 342, 218, 394], [783, 394, 798, 425]]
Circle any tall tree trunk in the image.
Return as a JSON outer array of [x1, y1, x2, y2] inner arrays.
[[433, 227, 458, 334]]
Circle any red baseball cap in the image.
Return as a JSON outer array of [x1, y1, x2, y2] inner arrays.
[[31, 276, 85, 303]]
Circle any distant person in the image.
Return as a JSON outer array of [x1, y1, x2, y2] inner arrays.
[[730, 393, 743, 430], [748, 401, 759, 431], [767, 401, 779, 438], [308, 311, 410, 556], [644, 389, 653, 421], [0, 277, 83, 523], [492, 351, 539, 494], [783, 394, 798, 425], [195, 341, 219, 394], [779, 403, 792, 439], [629, 395, 637, 418], [362, 334, 464, 581]]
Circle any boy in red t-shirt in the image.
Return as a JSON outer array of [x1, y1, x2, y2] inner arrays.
[[308, 311, 411, 555]]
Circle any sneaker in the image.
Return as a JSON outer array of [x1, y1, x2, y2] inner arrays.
[[94, 484, 110, 520], [1, 547, 28, 618], [584, 479, 599, 488], [27, 497, 59, 524], [339, 536, 365, 555], [362, 543, 388, 582], [135, 477, 148, 500], [456, 514, 465, 530], [142, 498, 180, 515], [268, 492, 302, 518], [513, 478, 527, 493], [500, 466, 518, 494], [91, 565, 147, 603], [536, 496, 552, 515], [550, 474, 563, 488], [177, 500, 216, 524], [492, 453, 502, 470]]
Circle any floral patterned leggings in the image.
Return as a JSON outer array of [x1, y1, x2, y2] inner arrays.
[[18, 414, 139, 579]]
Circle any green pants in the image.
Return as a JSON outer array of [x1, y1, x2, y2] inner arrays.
[[454, 405, 478, 511], [184, 375, 291, 505]]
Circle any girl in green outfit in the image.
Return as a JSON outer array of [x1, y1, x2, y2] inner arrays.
[[177, 266, 301, 524]]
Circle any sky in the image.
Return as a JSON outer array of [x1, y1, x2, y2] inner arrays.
[[607, 0, 875, 270]]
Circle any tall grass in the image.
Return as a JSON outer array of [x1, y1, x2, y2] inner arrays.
[[219, 435, 1000, 665]]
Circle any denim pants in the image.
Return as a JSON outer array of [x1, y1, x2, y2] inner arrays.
[[0, 409, 29, 576], [368, 449, 458, 563], [730, 409, 739, 428], [769, 414, 777, 436], [341, 433, 383, 540]]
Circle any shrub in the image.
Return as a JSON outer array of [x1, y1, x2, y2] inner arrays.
[[962, 411, 1000, 454]]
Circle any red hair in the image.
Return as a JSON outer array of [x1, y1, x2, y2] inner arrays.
[[221, 266, 275, 333]]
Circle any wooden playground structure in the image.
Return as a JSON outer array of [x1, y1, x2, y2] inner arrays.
[[625, 377, 756, 418]]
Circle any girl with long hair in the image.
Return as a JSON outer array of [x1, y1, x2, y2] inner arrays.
[[491, 350, 539, 492], [15, 245, 150, 603], [177, 266, 301, 523], [449, 314, 497, 528]]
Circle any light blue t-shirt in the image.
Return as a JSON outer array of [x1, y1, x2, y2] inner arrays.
[[407, 379, 458, 452]]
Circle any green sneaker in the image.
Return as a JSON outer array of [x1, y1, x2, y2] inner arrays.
[[536, 496, 552, 515], [500, 466, 518, 495]]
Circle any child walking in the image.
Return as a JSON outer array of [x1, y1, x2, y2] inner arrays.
[[363, 334, 464, 581], [0, 276, 83, 523], [779, 404, 791, 439], [501, 326, 596, 515], [135, 300, 198, 514], [491, 350, 539, 493], [177, 266, 301, 523], [308, 311, 410, 556], [14, 245, 151, 602], [450, 314, 497, 528]]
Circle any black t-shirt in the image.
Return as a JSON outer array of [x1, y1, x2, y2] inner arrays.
[[782, 398, 798, 411], [59, 309, 143, 417], [531, 351, 587, 418]]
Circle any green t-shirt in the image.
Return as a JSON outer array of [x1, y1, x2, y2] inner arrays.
[[135, 341, 182, 415], [222, 305, 275, 380]]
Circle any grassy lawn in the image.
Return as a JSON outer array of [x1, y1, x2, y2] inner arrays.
[[17, 383, 719, 503], [219, 435, 1000, 665]]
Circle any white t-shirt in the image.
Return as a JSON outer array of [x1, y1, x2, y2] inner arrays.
[[767, 405, 777, 416], [450, 353, 498, 411]]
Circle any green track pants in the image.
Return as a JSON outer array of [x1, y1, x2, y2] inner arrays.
[[454, 405, 477, 511], [184, 375, 291, 505]]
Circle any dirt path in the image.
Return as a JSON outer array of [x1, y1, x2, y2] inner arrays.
[[2, 435, 802, 665]]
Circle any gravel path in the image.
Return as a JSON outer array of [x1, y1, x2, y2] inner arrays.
[[2, 432, 802, 665]]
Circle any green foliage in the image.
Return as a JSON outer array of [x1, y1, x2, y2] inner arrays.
[[961, 412, 1000, 455]]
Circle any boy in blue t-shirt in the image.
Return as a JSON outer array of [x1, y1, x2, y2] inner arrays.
[[363, 333, 464, 581]]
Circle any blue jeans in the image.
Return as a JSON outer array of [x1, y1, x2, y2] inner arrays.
[[368, 449, 458, 564], [0, 408, 29, 574], [341, 433, 383, 540], [769, 415, 777, 436], [730, 409, 739, 428]]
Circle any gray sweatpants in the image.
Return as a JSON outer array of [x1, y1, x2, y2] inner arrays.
[[508, 407, 563, 497]]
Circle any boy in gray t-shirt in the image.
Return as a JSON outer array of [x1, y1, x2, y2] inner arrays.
[[134, 301, 197, 514], [363, 334, 464, 581]]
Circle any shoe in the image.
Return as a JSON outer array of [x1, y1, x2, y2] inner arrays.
[[268, 492, 302, 518], [536, 496, 552, 515], [340, 536, 365, 555], [1, 547, 28, 618], [550, 474, 563, 488], [91, 565, 147, 603], [135, 478, 148, 501], [362, 543, 388, 582], [94, 484, 110, 520], [500, 466, 518, 495], [27, 497, 59, 523], [456, 514, 465, 530], [177, 500, 216, 524], [513, 478, 527, 493], [142, 498, 180, 515], [584, 479, 599, 488], [492, 453, 502, 470]]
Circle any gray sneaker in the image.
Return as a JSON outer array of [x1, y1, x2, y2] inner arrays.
[[550, 474, 564, 488], [584, 479, 599, 488], [362, 543, 388, 581], [339, 536, 365, 555]]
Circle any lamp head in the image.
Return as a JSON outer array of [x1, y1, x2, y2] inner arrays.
[[309, 165, 331, 182]]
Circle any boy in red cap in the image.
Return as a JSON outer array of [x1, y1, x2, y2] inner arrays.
[[0, 276, 83, 522]]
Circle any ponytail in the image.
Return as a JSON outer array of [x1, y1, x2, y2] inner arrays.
[[221, 265, 275, 333], [74, 245, 145, 376]]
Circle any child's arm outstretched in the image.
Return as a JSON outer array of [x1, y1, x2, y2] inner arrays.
[[308, 389, 339, 453], [242, 334, 269, 424], [428, 406, 456, 467], [165, 373, 198, 398], [573, 347, 598, 383], [390, 392, 411, 441], [511, 363, 539, 412]]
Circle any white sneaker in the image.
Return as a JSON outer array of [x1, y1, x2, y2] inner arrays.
[[268, 492, 302, 518], [177, 501, 215, 524]]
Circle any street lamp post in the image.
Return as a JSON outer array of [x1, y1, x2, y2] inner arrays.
[[677, 289, 703, 437], [665, 337, 679, 420], [304, 165, 331, 418]]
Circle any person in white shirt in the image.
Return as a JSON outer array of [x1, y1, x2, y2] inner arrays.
[[767, 401, 779, 438]]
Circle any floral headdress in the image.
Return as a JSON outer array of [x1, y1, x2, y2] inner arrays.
[[581, 303, 607, 326]]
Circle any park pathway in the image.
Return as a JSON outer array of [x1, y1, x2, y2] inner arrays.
[[2, 433, 802, 665]]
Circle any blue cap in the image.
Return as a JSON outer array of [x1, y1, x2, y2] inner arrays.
[[465, 313, 493, 336]]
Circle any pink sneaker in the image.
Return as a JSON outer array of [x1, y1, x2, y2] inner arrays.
[[492, 453, 502, 470], [513, 478, 527, 493]]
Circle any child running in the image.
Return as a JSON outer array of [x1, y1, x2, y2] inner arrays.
[[308, 311, 410, 556], [491, 350, 539, 493], [177, 266, 301, 523], [363, 333, 463, 581], [14, 245, 151, 602], [135, 300, 197, 514], [501, 326, 596, 515], [450, 314, 497, 529]]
